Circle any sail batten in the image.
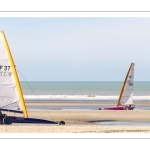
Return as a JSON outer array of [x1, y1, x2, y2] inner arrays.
[[0, 108, 23, 114], [0, 31, 28, 117]]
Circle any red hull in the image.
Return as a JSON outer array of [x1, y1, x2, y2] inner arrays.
[[99, 105, 135, 110]]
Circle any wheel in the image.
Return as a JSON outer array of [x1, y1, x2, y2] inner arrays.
[[98, 108, 102, 110], [3, 116, 12, 125], [59, 121, 65, 125], [124, 106, 129, 110]]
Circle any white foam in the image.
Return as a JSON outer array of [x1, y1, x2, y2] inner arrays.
[[23, 95, 150, 100]]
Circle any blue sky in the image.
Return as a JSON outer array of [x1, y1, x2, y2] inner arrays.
[[1, 17, 150, 81]]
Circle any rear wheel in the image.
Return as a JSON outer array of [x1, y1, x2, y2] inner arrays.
[[3, 116, 12, 125]]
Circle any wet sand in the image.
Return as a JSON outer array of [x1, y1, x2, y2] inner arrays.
[[25, 100, 150, 107]]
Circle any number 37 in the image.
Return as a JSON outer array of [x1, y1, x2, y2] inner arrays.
[[4, 66, 10, 71]]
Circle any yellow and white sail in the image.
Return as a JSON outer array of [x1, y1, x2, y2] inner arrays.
[[0, 31, 28, 117], [117, 63, 134, 106]]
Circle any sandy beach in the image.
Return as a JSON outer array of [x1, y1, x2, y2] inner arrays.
[[1, 108, 150, 133]]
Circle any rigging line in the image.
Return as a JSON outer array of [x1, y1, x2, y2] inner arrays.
[[16, 67, 55, 122]]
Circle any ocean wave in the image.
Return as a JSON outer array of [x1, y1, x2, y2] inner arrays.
[[23, 95, 150, 100]]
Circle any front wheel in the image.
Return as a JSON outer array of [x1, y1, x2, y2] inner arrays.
[[59, 121, 65, 125], [3, 116, 12, 125], [132, 105, 135, 110], [124, 106, 129, 110]]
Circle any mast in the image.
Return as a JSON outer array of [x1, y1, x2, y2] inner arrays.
[[116, 63, 133, 107], [1, 31, 28, 117]]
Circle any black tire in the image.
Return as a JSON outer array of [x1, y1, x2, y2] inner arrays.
[[124, 106, 129, 110], [3, 116, 12, 125], [98, 108, 102, 110], [59, 121, 65, 125]]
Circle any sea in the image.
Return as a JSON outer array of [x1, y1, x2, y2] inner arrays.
[[21, 81, 150, 96], [21, 81, 150, 107]]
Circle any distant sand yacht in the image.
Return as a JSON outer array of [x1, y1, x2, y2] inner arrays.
[[99, 63, 135, 110]]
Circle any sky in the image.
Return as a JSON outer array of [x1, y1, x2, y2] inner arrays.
[[0, 17, 150, 81]]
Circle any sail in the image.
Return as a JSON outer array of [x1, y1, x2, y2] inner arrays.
[[0, 31, 28, 116], [117, 63, 134, 106]]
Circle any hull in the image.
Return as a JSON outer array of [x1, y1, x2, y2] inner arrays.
[[103, 105, 135, 110], [0, 116, 58, 124]]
